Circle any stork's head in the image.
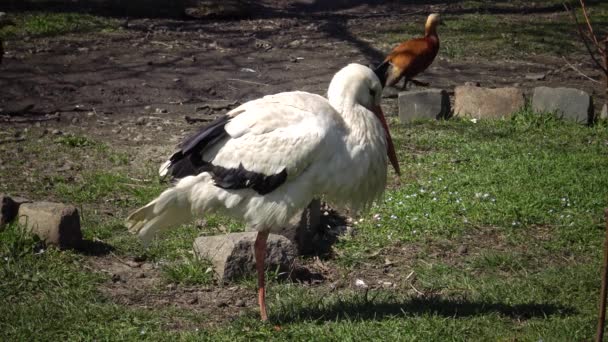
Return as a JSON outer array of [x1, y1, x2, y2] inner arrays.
[[327, 63, 400, 176], [425, 13, 441, 35]]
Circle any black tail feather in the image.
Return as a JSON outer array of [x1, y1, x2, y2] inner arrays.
[[373, 60, 390, 88]]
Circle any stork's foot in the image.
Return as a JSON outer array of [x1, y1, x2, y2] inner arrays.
[[255, 231, 270, 321], [411, 79, 430, 87]]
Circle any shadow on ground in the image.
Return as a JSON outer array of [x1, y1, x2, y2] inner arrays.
[[272, 295, 576, 323]]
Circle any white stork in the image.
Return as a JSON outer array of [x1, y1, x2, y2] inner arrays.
[[126, 63, 400, 321]]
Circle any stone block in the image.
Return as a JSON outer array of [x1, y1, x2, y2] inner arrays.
[[193, 232, 296, 282], [454, 86, 525, 119], [17, 202, 82, 248], [398, 89, 450, 123], [531, 86, 593, 123]]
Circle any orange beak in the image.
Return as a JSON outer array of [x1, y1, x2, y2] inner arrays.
[[372, 105, 400, 176]]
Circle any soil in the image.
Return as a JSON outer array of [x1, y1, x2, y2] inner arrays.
[[1, 0, 604, 327]]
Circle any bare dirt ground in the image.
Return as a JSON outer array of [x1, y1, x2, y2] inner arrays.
[[1, 1, 605, 326], [2, 1, 605, 142]]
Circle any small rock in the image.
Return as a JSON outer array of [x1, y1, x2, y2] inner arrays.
[[189, 296, 199, 304], [234, 299, 246, 307], [457, 245, 469, 255], [18, 202, 82, 248], [355, 279, 368, 289], [525, 73, 546, 81], [288, 39, 306, 48], [126, 260, 142, 268], [77, 47, 89, 53], [173, 78, 181, 82], [155, 108, 168, 114], [111, 274, 121, 282], [71, 117, 79, 125], [464, 81, 480, 87], [135, 117, 147, 125], [51, 129, 62, 135], [216, 300, 228, 308]]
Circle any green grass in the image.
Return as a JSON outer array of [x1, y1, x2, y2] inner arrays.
[[0, 12, 118, 39], [371, 2, 608, 58], [1, 112, 608, 340]]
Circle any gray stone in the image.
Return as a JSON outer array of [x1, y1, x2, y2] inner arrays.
[[600, 103, 607, 120], [271, 199, 321, 255], [193, 232, 296, 282], [398, 89, 450, 123], [531, 86, 593, 123], [454, 86, 525, 119], [17, 202, 82, 248]]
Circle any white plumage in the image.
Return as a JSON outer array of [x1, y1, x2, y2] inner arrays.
[[126, 63, 400, 321]]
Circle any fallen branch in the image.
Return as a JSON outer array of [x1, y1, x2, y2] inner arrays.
[[227, 78, 269, 87], [564, 3, 608, 74], [562, 56, 602, 83]]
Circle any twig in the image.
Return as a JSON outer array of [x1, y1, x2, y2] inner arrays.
[[409, 283, 424, 296], [562, 56, 602, 83], [579, 0, 604, 53], [150, 40, 174, 49], [227, 78, 269, 87], [564, 3, 608, 74]]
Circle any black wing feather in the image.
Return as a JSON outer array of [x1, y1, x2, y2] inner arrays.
[[165, 114, 287, 195]]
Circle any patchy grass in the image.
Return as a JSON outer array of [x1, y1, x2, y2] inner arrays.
[[1, 111, 608, 340], [0, 12, 118, 39], [371, 2, 608, 58]]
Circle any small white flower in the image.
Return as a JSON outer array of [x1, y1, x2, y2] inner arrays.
[[390, 214, 398, 219], [470, 118, 478, 123], [463, 217, 469, 223], [355, 279, 368, 289], [412, 230, 417, 234], [419, 189, 426, 194], [432, 197, 437, 201], [373, 214, 381, 220]]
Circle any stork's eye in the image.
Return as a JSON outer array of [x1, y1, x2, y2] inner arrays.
[[369, 89, 376, 97]]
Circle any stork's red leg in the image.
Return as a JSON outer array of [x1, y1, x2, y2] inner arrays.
[[254, 231, 270, 321]]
